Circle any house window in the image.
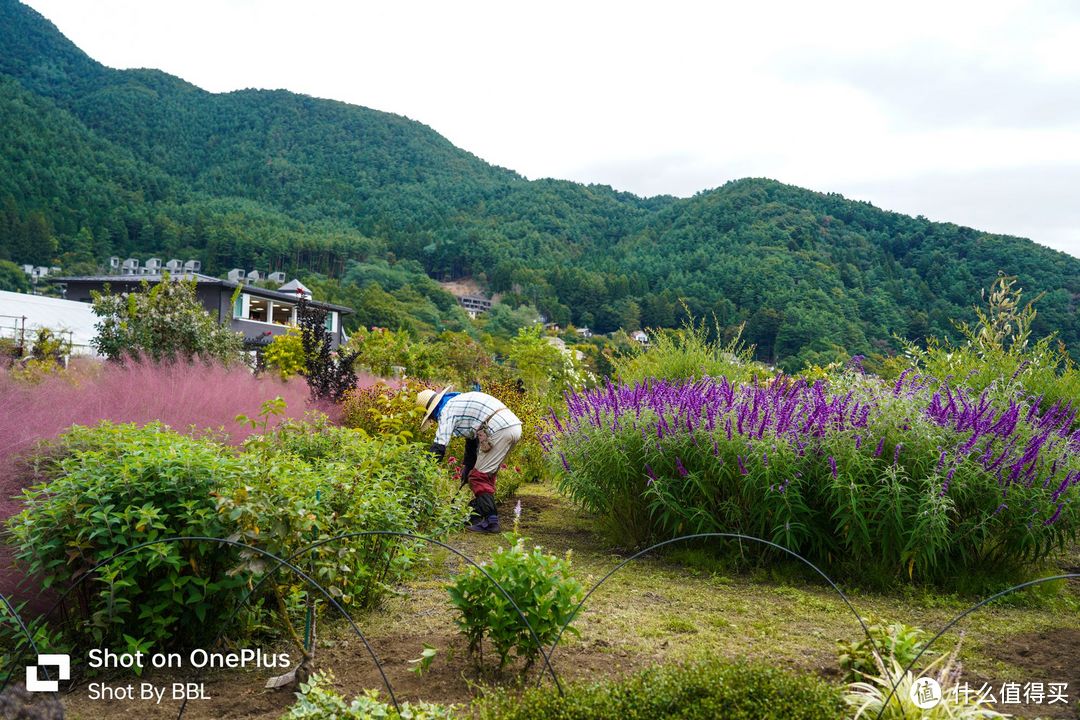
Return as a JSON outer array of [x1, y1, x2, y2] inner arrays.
[[271, 301, 294, 325], [325, 311, 337, 334], [248, 298, 268, 323], [233, 293, 245, 319]]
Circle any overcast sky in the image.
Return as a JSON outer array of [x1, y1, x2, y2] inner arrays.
[[22, 0, 1080, 257]]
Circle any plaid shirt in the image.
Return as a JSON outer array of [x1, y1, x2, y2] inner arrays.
[[433, 392, 521, 446]]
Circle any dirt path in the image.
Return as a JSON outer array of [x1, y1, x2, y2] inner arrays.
[[48, 484, 1080, 719]]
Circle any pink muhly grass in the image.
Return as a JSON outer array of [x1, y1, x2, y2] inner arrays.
[[0, 359, 385, 502]]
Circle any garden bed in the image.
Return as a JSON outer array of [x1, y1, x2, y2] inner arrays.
[[52, 483, 1080, 719]]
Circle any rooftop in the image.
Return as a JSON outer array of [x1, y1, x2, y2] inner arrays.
[[50, 273, 353, 314]]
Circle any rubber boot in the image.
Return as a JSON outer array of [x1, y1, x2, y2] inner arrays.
[[466, 514, 501, 534]]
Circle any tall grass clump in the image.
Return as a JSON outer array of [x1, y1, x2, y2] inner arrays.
[[885, 274, 1080, 417], [612, 315, 766, 386], [544, 371, 1080, 584]]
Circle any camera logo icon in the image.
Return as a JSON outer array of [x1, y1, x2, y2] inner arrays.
[[26, 654, 70, 692]]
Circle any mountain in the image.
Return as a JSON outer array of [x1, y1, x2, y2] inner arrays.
[[1, 0, 1078, 370]]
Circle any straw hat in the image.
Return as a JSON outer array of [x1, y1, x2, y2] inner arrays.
[[417, 386, 452, 425]]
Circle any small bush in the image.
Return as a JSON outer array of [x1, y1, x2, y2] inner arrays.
[[8, 422, 249, 650], [475, 659, 844, 720], [447, 532, 583, 671], [264, 328, 307, 380], [297, 297, 359, 401], [217, 413, 468, 652], [837, 619, 933, 683], [340, 378, 426, 442], [282, 671, 455, 719]]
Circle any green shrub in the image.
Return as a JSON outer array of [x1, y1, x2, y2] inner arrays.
[[218, 413, 467, 649], [282, 672, 455, 719], [447, 532, 583, 671], [8, 413, 468, 654], [264, 328, 307, 379], [837, 619, 934, 683], [340, 379, 430, 442], [8, 422, 249, 650], [475, 659, 844, 720]]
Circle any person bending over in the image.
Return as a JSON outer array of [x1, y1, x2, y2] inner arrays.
[[417, 387, 522, 533]]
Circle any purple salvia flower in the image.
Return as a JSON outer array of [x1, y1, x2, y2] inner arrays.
[[893, 443, 902, 464], [828, 455, 837, 479], [875, 437, 885, 457], [1044, 504, 1063, 526], [737, 455, 748, 475], [675, 457, 688, 477], [559, 453, 571, 472], [644, 463, 657, 486]]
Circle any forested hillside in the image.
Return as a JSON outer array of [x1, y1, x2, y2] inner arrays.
[[1, 0, 1077, 369]]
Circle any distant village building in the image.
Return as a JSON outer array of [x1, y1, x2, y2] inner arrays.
[[457, 294, 492, 319], [50, 272, 352, 348], [631, 330, 649, 345], [575, 327, 592, 338], [546, 335, 584, 361], [20, 265, 60, 283]]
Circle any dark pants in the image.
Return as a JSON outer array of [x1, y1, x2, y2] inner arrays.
[[461, 438, 497, 522]]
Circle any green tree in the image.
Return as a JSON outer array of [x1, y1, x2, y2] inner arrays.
[[0, 259, 30, 292], [507, 325, 583, 398]]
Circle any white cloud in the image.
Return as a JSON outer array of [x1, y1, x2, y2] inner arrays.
[[20, 0, 1080, 256]]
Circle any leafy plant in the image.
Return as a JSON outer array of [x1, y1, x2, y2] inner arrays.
[[340, 379, 429, 442], [297, 296, 359, 401], [837, 619, 934, 683], [216, 414, 468, 651], [447, 531, 583, 671], [282, 671, 455, 719], [0, 599, 65, 685], [506, 325, 587, 400], [265, 328, 307, 380], [408, 644, 438, 677], [844, 645, 1008, 719]]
